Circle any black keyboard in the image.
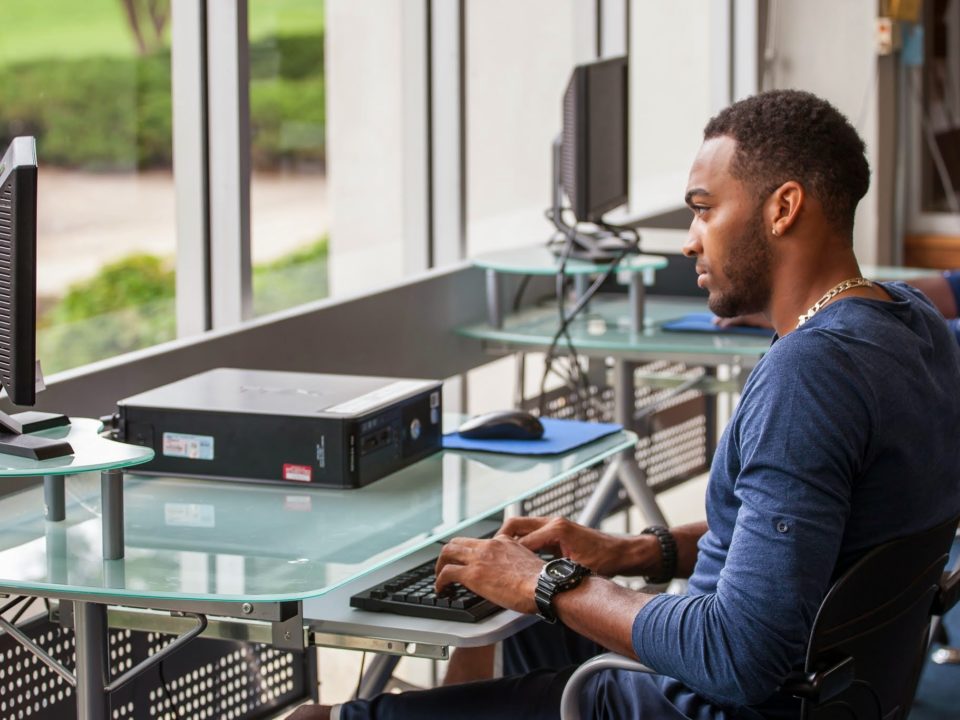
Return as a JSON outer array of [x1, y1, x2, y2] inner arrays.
[[350, 554, 502, 623]]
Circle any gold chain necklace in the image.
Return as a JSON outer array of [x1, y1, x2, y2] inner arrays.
[[796, 277, 874, 328]]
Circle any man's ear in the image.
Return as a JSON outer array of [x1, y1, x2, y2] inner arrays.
[[768, 181, 804, 237]]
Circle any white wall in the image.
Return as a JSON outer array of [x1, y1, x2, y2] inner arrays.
[[761, 0, 880, 262], [463, 0, 593, 257], [629, 2, 716, 219]]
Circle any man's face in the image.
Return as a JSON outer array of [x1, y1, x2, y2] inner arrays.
[[682, 136, 773, 318]]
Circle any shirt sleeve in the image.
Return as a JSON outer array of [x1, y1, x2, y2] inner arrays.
[[632, 333, 872, 707]]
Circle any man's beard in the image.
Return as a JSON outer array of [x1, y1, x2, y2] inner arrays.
[[707, 209, 773, 318]]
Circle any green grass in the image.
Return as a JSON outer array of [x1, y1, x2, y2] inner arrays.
[[0, 0, 140, 63], [0, 0, 323, 65]]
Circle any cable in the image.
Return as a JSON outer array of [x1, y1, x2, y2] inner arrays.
[[158, 657, 186, 719], [537, 229, 639, 418], [511, 274, 532, 312]]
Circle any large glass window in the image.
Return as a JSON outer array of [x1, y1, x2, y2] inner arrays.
[[920, 0, 960, 214], [0, 0, 177, 374], [248, 0, 329, 317]]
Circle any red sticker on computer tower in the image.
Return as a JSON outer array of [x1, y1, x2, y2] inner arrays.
[[282, 463, 312, 482]]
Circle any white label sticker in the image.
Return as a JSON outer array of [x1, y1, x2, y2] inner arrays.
[[163, 432, 215, 460], [326, 380, 436, 415], [164, 503, 215, 528]]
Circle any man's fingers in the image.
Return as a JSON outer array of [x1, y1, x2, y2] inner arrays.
[[434, 563, 466, 593], [498, 516, 549, 538], [516, 526, 560, 552], [436, 537, 482, 575]]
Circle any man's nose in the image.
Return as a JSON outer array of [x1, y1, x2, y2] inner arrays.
[[682, 231, 701, 258]]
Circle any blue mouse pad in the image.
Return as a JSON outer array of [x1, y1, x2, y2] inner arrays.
[[662, 312, 774, 338], [442, 418, 622, 456]]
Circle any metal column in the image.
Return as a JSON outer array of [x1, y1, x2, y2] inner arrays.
[[44, 475, 65, 521], [101, 469, 124, 560], [610, 359, 667, 526], [73, 601, 109, 720]]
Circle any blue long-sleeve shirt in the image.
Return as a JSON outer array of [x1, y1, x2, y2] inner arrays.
[[632, 282, 960, 711]]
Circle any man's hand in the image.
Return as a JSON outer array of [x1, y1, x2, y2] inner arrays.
[[498, 516, 654, 577], [435, 535, 544, 614]]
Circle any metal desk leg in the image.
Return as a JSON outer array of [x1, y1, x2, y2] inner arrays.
[[574, 275, 589, 315], [358, 654, 402, 699], [577, 460, 623, 529], [486, 269, 503, 329], [628, 274, 646, 335], [44, 475, 65, 521], [611, 359, 667, 527], [101, 469, 124, 560], [74, 601, 109, 720]]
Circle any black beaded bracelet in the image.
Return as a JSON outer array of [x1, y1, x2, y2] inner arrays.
[[641, 525, 678, 584]]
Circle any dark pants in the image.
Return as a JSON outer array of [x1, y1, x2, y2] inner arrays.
[[338, 622, 767, 720]]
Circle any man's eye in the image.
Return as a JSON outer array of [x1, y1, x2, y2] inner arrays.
[[691, 205, 708, 217]]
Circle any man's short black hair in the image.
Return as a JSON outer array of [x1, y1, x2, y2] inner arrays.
[[703, 89, 870, 236]]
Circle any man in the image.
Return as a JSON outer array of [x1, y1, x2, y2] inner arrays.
[[292, 90, 960, 719]]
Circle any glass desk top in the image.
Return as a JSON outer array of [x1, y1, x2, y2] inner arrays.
[[0, 423, 635, 604], [472, 246, 668, 276], [0, 417, 154, 477], [458, 295, 773, 362]]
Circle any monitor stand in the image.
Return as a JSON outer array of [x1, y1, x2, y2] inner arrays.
[[545, 135, 639, 264], [547, 230, 639, 263], [0, 410, 74, 460]]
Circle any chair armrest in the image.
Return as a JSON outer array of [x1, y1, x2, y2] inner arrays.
[[779, 655, 855, 703], [933, 568, 960, 616], [559, 653, 655, 720]]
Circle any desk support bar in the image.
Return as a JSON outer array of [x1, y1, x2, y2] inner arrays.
[[74, 601, 109, 720], [486, 269, 503, 329], [0, 597, 77, 688], [628, 274, 645, 334], [358, 654, 403, 700], [105, 611, 208, 692], [44, 475, 65, 522], [101, 469, 124, 560]]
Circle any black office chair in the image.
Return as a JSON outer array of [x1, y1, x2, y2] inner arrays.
[[559, 515, 960, 720]]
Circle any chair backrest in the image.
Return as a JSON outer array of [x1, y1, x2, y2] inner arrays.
[[799, 515, 959, 720]]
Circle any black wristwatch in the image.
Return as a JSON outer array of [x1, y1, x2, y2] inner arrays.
[[534, 558, 591, 624]]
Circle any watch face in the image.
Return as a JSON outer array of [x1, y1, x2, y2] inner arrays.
[[544, 558, 576, 580]]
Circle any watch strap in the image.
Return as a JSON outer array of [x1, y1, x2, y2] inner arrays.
[[641, 525, 677, 584]]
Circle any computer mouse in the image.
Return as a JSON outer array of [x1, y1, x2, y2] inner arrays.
[[457, 410, 545, 440]]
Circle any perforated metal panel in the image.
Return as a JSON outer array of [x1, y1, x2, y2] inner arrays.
[[521, 361, 712, 519], [0, 615, 312, 719]]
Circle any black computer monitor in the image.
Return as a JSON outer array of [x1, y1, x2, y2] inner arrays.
[[548, 56, 633, 261], [0, 137, 72, 459], [561, 56, 628, 222]]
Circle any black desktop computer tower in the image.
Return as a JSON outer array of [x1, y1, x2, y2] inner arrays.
[[116, 368, 443, 488]]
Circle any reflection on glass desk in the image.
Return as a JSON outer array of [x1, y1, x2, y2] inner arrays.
[[458, 295, 773, 366], [0, 427, 635, 604]]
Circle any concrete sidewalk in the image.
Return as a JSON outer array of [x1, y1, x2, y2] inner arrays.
[[36, 167, 328, 298]]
